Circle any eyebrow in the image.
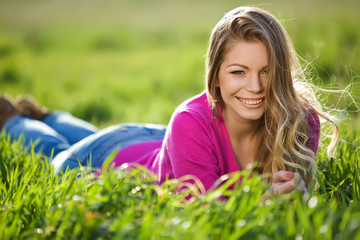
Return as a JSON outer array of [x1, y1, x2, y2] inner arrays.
[[226, 64, 268, 71]]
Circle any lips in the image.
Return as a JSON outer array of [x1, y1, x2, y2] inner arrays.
[[236, 97, 265, 108]]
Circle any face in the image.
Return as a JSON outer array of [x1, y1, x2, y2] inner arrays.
[[218, 40, 268, 124]]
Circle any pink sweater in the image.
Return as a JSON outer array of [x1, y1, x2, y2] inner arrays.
[[107, 92, 320, 191]]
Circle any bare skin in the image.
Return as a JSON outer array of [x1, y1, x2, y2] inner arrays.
[[262, 171, 307, 201], [270, 171, 306, 194]]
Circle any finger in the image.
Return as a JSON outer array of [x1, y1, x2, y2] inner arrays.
[[293, 173, 306, 192], [293, 172, 301, 184], [272, 171, 294, 183], [272, 180, 297, 195]]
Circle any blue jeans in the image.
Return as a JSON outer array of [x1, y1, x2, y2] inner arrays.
[[2, 111, 166, 174]]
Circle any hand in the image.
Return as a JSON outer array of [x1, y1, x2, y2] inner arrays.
[[263, 171, 307, 200]]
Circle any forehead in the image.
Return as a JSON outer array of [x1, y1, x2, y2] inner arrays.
[[222, 40, 269, 66]]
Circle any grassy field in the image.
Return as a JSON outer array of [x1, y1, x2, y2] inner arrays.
[[0, 0, 360, 239]]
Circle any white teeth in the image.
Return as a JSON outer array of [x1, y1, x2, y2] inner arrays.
[[239, 98, 263, 105]]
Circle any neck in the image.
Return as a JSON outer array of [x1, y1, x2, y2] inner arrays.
[[222, 108, 263, 143]]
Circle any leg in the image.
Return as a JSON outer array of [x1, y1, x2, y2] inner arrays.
[[43, 111, 98, 145], [3, 115, 71, 157], [1, 96, 70, 157], [51, 123, 166, 174], [15, 96, 98, 145]]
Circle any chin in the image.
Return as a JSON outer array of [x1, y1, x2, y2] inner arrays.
[[239, 111, 265, 121]]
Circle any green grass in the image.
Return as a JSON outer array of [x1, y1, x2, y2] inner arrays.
[[0, 127, 360, 239], [0, 0, 360, 239]]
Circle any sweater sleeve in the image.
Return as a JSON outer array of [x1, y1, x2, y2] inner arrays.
[[306, 111, 321, 155], [166, 111, 221, 191]]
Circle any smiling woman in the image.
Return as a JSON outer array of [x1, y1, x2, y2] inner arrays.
[[0, 6, 338, 198], [206, 7, 339, 191]]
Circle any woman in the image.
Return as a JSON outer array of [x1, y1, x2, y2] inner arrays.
[[0, 6, 338, 196]]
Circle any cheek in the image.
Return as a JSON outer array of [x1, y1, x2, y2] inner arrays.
[[219, 78, 235, 96], [219, 73, 240, 92], [262, 77, 269, 90]]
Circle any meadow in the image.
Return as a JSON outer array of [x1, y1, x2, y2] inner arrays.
[[0, 0, 359, 239]]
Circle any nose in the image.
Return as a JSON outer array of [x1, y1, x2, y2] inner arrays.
[[247, 74, 264, 93]]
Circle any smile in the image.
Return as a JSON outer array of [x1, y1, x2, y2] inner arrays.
[[239, 98, 263, 105], [236, 97, 265, 108]]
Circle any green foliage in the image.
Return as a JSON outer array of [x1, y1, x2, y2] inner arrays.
[[316, 130, 360, 206], [0, 131, 360, 239]]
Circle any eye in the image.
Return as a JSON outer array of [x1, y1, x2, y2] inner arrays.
[[261, 69, 268, 75], [231, 70, 245, 75]]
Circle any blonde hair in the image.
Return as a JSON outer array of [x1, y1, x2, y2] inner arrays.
[[205, 6, 339, 187]]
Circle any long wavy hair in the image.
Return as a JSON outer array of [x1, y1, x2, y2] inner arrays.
[[205, 6, 339, 187]]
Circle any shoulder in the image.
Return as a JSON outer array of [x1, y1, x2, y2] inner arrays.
[[171, 92, 215, 126], [166, 92, 218, 139]]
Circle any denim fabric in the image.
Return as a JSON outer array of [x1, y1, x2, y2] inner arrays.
[[3, 115, 72, 157], [2, 112, 166, 174], [43, 111, 98, 145], [51, 123, 166, 174]]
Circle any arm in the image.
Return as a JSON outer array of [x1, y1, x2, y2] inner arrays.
[[166, 111, 222, 191]]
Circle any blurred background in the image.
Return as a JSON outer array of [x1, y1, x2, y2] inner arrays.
[[0, 0, 359, 127]]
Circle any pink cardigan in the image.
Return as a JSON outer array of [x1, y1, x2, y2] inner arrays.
[[107, 92, 320, 191]]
